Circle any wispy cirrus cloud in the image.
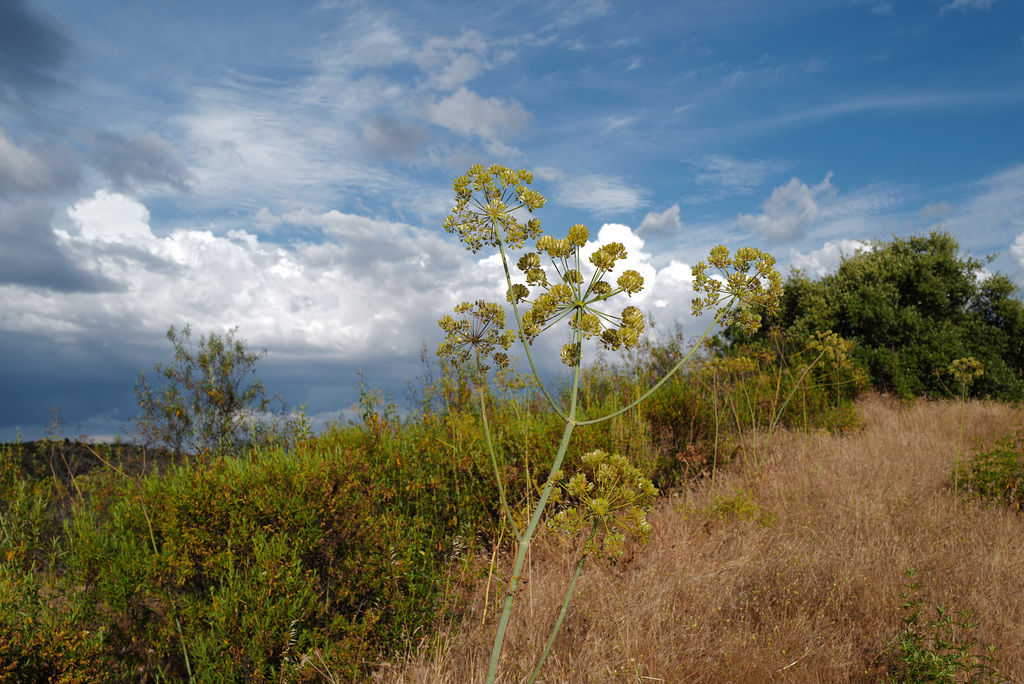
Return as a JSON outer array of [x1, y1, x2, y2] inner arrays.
[[554, 173, 648, 214], [684, 153, 787, 203], [945, 163, 1024, 257], [940, 0, 999, 14], [174, 19, 532, 217]]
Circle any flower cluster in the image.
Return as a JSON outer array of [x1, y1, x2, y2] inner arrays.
[[442, 164, 546, 253], [702, 354, 760, 380], [691, 246, 783, 334], [512, 224, 646, 366], [808, 329, 856, 370], [547, 449, 658, 560], [948, 356, 984, 388], [437, 300, 517, 373]]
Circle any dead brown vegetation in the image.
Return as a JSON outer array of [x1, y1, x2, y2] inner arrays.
[[374, 395, 1024, 683]]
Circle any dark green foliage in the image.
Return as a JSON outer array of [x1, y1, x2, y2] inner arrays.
[[747, 231, 1024, 401], [955, 433, 1024, 513]]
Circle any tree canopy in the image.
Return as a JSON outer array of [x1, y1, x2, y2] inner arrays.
[[134, 324, 271, 457], [743, 230, 1024, 401]]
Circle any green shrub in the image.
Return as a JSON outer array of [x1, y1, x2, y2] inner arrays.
[[680, 487, 776, 527], [955, 433, 1024, 513], [885, 570, 1008, 683], [56, 442, 462, 680], [0, 479, 107, 682], [737, 231, 1024, 401], [0, 569, 108, 684]]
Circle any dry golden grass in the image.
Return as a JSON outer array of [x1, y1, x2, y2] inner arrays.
[[375, 395, 1024, 683]]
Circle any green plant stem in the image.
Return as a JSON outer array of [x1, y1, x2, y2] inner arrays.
[[577, 305, 731, 427], [478, 382, 522, 541], [526, 523, 598, 684], [485, 362, 581, 683]]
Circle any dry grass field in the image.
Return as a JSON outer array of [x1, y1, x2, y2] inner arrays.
[[375, 395, 1024, 683]]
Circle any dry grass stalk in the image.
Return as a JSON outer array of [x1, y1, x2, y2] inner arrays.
[[376, 395, 1024, 683]]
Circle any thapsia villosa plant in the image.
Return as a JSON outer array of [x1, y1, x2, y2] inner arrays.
[[947, 356, 984, 503], [437, 164, 782, 682]]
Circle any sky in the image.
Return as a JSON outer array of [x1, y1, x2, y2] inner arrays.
[[2, 0, 1023, 442]]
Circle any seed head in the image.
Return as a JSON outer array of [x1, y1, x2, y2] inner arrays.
[[445, 164, 545, 253], [692, 245, 782, 334], [437, 300, 516, 373], [567, 223, 589, 247], [616, 270, 643, 296], [590, 242, 627, 271], [548, 449, 659, 561]]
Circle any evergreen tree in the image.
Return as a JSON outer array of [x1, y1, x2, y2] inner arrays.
[[745, 231, 1024, 400]]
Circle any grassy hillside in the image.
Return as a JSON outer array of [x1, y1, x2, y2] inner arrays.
[[378, 395, 1024, 683], [2, 378, 1022, 681]]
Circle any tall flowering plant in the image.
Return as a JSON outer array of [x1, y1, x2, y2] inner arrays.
[[437, 164, 782, 682]]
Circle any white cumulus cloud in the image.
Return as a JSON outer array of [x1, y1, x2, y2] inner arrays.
[[1010, 232, 1024, 268], [66, 191, 155, 241], [789, 238, 872, 277], [737, 172, 835, 242], [10, 197, 486, 361], [423, 87, 530, 140]]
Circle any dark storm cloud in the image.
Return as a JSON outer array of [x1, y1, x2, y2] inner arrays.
[[87, 131, 193, 194], [0, 331, 148, 441], [0, 200, 121, 292], [0, 124, 78, 198], [0, 0, 73, 105]]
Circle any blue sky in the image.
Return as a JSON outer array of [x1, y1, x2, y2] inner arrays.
[[2, 0, 1023, 441]]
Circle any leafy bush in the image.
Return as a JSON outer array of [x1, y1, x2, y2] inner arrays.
[[739, 230, 1024, 401], [134, 324, 276, 458], [955, 433, 1024, 513], [681, 487, 777, 527], [885, 570, 1008, 683], [60, 442, 459, 681]]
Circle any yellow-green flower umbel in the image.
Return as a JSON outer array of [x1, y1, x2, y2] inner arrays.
[[514, 224, 646, 365], [548, 449, 658, 560], [692, 245, 783, 334], [440, 165, 647, 369], [443, 164, 545, 253], [437, 300, 516, 374]]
